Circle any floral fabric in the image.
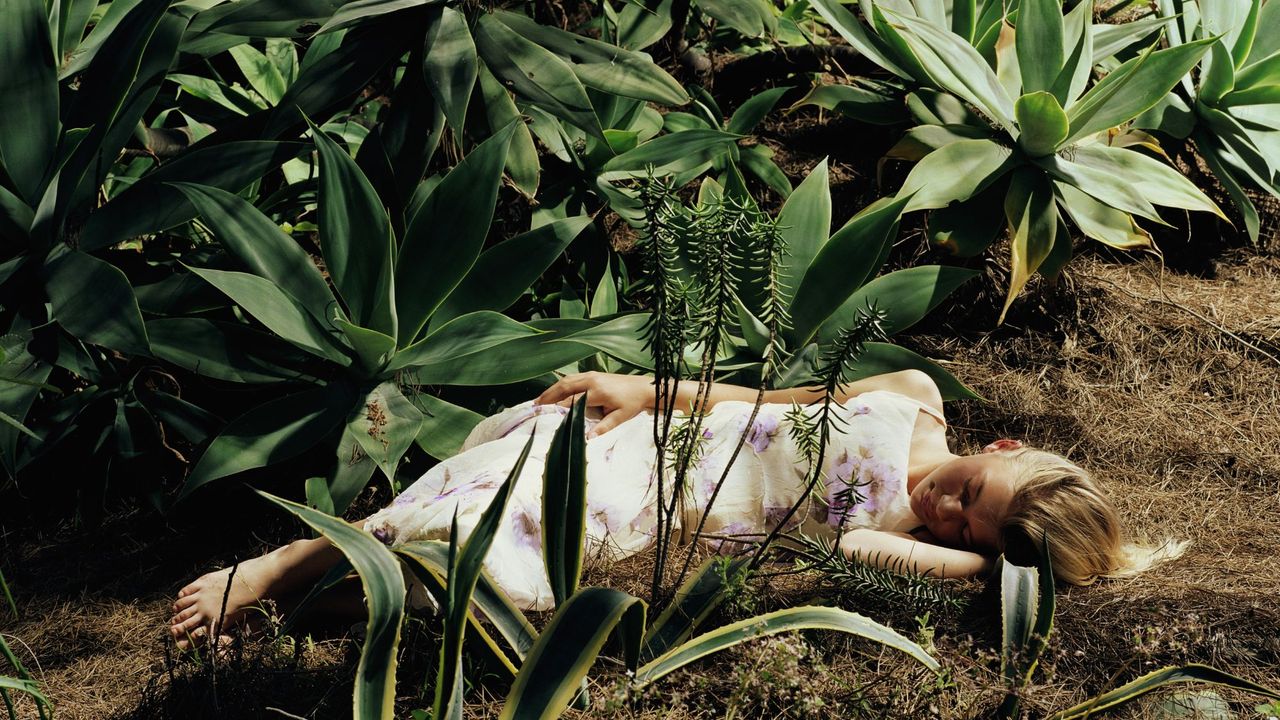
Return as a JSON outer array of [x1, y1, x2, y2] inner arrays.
[[364, 390, 937, 610]]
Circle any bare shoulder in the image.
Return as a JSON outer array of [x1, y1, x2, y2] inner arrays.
[[888, 369, 945, 416]]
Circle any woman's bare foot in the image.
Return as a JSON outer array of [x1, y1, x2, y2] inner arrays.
[[169, 554, 286, 650]]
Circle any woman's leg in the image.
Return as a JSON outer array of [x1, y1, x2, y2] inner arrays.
[[169, 522, 364, 649]]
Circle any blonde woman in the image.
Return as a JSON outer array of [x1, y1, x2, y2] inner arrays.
[[169, 370, 1174, 648]]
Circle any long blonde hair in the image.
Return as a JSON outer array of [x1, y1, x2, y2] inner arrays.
[[997, 448, 1187, 585]]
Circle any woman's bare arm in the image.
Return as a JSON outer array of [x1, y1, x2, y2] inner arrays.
[[838, 528, 993, 579]]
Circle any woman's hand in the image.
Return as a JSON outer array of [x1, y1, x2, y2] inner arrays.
[[535, 371, 654, 438]]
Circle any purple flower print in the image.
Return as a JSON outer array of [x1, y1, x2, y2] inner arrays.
[[742, 413, 779, 453], [372, 526, 394, 544], [392, 493, 418, 507], [702, 428, 714, 439]]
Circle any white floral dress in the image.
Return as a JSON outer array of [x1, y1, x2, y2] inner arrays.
[[364, 390, 939, 610]]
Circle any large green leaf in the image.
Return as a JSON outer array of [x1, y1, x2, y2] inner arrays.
[[0, 331, 52, 476], [542, 395, 588, 606], [819, 265, 979, 342], [1201, 40, 1238, 105], [926, 181, 1008, 256], [1054, 182, 1153, 249], [492, 10, 687, 106], [81, 141, 305, 251], [777, 159, 832, 309], [1000, 169, 1058, 323], [1197, 135, 1260, 242], [423, 6, 478, 134], [898, 139, 1016, 211], [45, 250, 150, 356], [171, 183, 338, 325], [1064, 37, 1215, 144], [1015, 92, 1070, 156], [473, 13, 605, 141], [346, 381, 424, 483], [642, 557, 746, 661], [433, 217, 592, 327], [788, 195, 910, 347], [395, 124, 516, 342], [1051, 0, 1094, 106], [599, 129, 740, 178], [389, 311, 541, 372], [728, 87, 790, 134], [408, 319, 601, 385], [1071, 143, 1224, 217], [0, 0, 59, 204], [315, 0, 440, 34], [230, 42, 288, 105], [258, 491, 405, 720], [310, 118, 398, 337], [367, 42, 446, 209], [1016, 0, 1064, 93], [500, 587, 646, 720], [884, 11, 1017, 132], [180, 385, 356, 500], [409, 393, 484, 460], [435, 431, 535, 720], [476, 62, 538, 196], [809, 0, 913, 78], [635, 606, 939, 688], [848, 342, 980, 401], [1049, 665, 1280, 720], [1251, 0, 1280, 62], [187, 266, 351, 364], [793, 80, 908, 125], [147, 317, 315, 384], [1036, 154, 1164, 222]]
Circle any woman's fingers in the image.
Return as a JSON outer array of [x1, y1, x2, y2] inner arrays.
[[588, 407, 635, 439], [535, 373, 593, 406]]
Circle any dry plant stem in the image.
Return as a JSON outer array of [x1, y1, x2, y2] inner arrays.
[[210, 562, 238, 711], [1083, 270, 1280, 368]]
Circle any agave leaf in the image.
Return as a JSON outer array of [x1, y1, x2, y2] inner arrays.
[[1065, 36, 1215, 145], [542, 394, 589, 606], [738, 145, 793, 198], [491, 10, 688, 106], [1050, 0, 1094, 107], [820, 264, 978, 343], [883, 10, 1017, 133], [500, 587, 646, 720], [549, 314, 670, 371], [475, 63, 538, 196], [0, 332, 52, 477], [999, 557, 1038, 682], [636, 606, 939, 688], [1235, 50, 1280, 88], [1071, 143, 1225, 217], [1090, 16, 1168, 63], [308, 117, 398, 337], [1053, 182, 1154, 249], [794, 81, 908, 126], [999, 169, 1058, 324], [849, 342, 981, 401], [599, 129, 741, 178], [0, 0, 59, 204], [474, 13, 605, 141], [186, 266, 352, 365], [410, 394, 484, 460], [887, 124, 993, 161], [395, 124, 515, 342], [346, 381, 423, 483], [257, 491, 405, 720], [45, 250, 150, 357], [423, 6, 478, 134], [809, 0, 913, 78], [926, 180, 1008, 257], [1049, 665, 1280, 720], [1197, 134, 1261, 241], [899, 139, 1017, 211], [728, 87, 790, 134], [229, 43, 288, 105], [146, 318, 314, 385], [82, 141, 305, 251], [699, 0, 774, 37], [643, 557, 747, 662], [435, 431, 535, 720], [789, 195, 910, 347], [1199, 0, 1253, 58], [170, 183, 339, 326], [1016, 0, 1065, 94], [316, 0, 441, 35], [1015, 92, 1070, 156], [1201, 40, 1238, 104], [1251, 0, 1280, 62], [1035, 154, 1164, 223], [409, 319, 602, 386], [777, 159, 832, 309], [388, 311, 541, 372], [433, 217, 593, 327], [905, 88, 986, 127], [396, 540, 537, 659]]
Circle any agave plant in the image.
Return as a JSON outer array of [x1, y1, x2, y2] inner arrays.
[[263, 393, 940, 720], [1136, 0, 1280, 243], [160, 119, 611, 512], [809, 0, 1224, 320]]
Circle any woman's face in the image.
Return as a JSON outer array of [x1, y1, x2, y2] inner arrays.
[[909, 453, 1017, 552]]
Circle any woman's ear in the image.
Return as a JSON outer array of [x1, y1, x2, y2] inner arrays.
[[982, 438, 1024, 454]]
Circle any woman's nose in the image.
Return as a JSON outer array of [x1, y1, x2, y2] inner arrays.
[[936, 493, 962, 518]]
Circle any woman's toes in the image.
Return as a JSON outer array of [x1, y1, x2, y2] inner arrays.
[[172, 594, 199, 613]]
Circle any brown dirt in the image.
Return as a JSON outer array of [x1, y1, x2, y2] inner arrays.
[[4, 256, 1279, 718]]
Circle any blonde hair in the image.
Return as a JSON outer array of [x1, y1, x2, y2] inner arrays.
[[997, 447, 1187, 585]]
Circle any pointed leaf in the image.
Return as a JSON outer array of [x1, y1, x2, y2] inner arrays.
[[1201, 40, 1237, 104], [793, 80, 908, 125], [409, 393, 484, 460], [635, 606, 939, 687], [643, 557, 747, 661], [899, 139, 1017, 211], [999, 557, 1039, 681], [1071, 143, 1224, 217], [1050, 665, 1280, 720], [819, 265, 979, 342], [999, 169, 1059, 323], [1036, 154, 1164, 222], [728, 87, 790, 134], [849, 342, 981, 401], [230, 43, 288, 105], [180, 386, 356, 500], [258, 491, 404, 720], [45, 250, 150, 356], [473, 13, 605, 141], [777, 159, 832, 309], [389, 311, 541, 372], [424, 6, 478, 133], [147, 317, 315, 384], [0, 0, 59, 203], [542, 394, 588, 605], [1053, 181, 1153, 249], [316, 0, 442, 35], [809, 0, 915, 78], [476, 62, 539, 196], [500, 587, 646, 719], [599, 129, 741, 178], [409, 319, 602, 385], [1052, 0, 1094, 106], [1016, 0, 1065, 93], [171, 183, 339, 324], [395, 124, 516, 342], [346, 381, 423, 483]]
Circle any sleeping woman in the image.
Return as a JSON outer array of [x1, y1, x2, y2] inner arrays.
[[168, 369, 1174, 648]]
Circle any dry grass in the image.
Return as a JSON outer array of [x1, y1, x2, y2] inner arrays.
[[3, 253, 1279, 719]]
